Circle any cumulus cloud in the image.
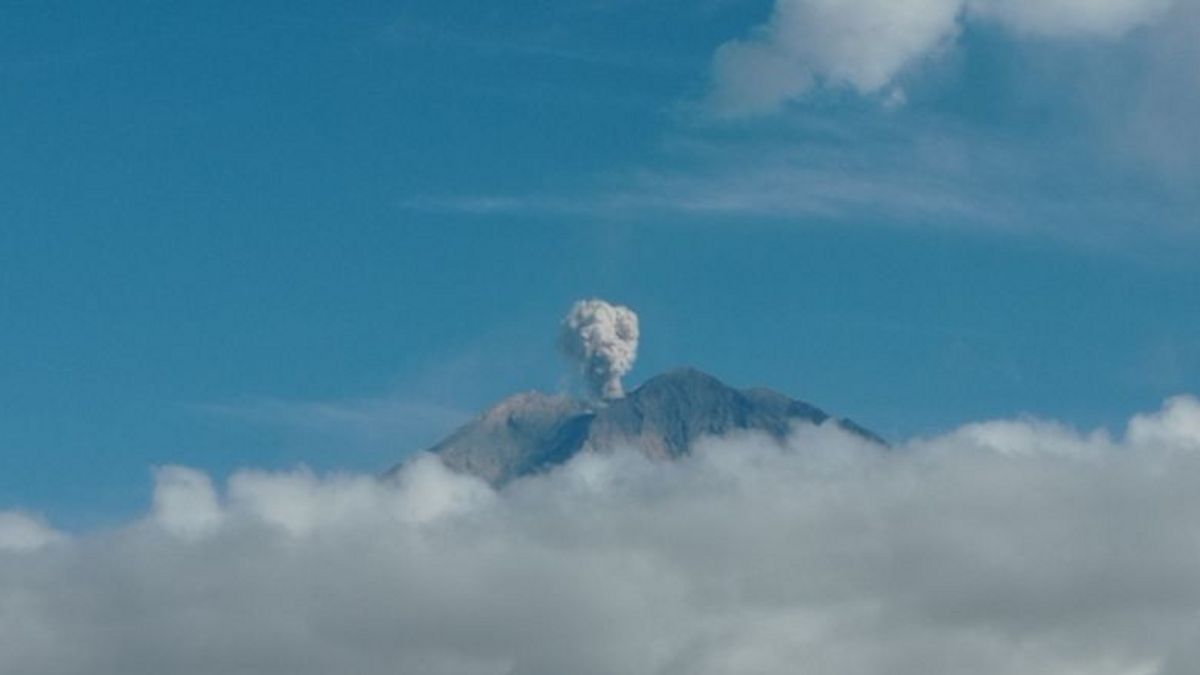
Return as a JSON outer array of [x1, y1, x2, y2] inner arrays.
[[0, 512, 63, 553], [152, 466, 224, 540], [1127, 395, 1200, 449], [3, 397, 1200, 674], [712, 0, 963, 115], [711, 0, 1177, 115]]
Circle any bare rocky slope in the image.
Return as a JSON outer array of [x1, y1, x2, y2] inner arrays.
[[393, 368, 884, 485]]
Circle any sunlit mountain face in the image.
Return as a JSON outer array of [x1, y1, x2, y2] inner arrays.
[[399, 367, 884, 485]]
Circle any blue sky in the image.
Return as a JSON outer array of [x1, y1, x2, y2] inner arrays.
[[3, 0, 1199, 527]]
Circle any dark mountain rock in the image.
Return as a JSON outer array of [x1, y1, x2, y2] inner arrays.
[[393, 368, 883, 485]]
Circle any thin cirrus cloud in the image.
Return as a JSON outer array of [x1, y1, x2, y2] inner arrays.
[[3, 396, 1200, 674], [196, 396, 469, 448], [709, 0, 1177, 116], [402, 114, 1196, 251]]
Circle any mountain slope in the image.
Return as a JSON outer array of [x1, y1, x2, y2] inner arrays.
[[426, 392, 594, 486], [397, 368, 883, 485]]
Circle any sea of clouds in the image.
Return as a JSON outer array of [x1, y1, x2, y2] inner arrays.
[[3, 396, 1200, 674]]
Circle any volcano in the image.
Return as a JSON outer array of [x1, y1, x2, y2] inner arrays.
[[392, 368, 883, 485]]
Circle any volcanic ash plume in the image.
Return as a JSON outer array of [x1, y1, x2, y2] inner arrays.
[[559, 299, 640, 400]]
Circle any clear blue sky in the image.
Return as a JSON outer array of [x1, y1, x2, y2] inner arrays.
[[3, 0, 1198, 527]]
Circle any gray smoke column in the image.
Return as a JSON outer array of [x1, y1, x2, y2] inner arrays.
[[559, 299, 640, 400]]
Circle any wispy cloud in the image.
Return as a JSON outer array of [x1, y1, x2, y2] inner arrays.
[[401, 111, 1197, 253], [196, 396, 468, 450]]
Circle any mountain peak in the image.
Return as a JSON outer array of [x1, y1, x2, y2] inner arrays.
[[632, 367, 727, 396], [641, 366, 721, 384], [394, 368, 882, 485]]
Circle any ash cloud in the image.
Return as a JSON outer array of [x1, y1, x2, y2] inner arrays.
[[559, 299, 640, 400], [3, 397, 1200, 673]]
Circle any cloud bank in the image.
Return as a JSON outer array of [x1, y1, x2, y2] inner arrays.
[[3, 397, 1200, 674], [712, 0, 1176, 115]]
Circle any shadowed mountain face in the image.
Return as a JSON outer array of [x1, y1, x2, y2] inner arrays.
[[400, 368, 883, 486]]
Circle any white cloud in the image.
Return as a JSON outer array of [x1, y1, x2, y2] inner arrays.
[[1127, 395, 1200, 449], [712, 0, 963, 115], [0, 512, 63, 553], [3, 397, 1200, 673], [970, 0, 1174, 37], [711, 0, 1178, 115], [152, 467, 223, 540]]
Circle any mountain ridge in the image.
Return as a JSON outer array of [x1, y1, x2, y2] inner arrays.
[[392, 367, 883, 485]]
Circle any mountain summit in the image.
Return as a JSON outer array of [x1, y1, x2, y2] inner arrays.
[[395, 368, 883, 485]]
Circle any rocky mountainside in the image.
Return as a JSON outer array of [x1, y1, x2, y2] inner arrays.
[[395, 368, 883, 485]]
